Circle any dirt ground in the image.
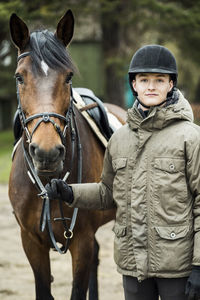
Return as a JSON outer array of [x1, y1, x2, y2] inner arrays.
[[0, 184, 124, 300]]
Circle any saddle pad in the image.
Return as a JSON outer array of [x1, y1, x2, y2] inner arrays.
[[74, 87, 113, 141], [11, 137, 22, 160], [72, 89, 122, 148]]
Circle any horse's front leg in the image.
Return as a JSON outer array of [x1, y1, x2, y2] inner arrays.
[[21, 229, 54, 300], [70, 233, 97, 300], [88, 237, 99, 300]]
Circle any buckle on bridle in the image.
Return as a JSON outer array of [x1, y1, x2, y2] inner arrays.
[[64, 229, 73, 239], [43, 113, 50, 122]]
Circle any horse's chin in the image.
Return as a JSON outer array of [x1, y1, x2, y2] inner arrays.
[[34, 161, 64, 177], [36, 169, 60, 177]]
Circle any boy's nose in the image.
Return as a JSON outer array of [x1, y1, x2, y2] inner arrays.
[[148, 81, 156, 89]]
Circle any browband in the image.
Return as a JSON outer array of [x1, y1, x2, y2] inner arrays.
[[17, 52, 30, 62]]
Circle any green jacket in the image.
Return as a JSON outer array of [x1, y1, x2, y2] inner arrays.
[[71, 90, 200, 281]]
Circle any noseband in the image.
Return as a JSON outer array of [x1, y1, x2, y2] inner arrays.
[[16, 51, 81, 254]]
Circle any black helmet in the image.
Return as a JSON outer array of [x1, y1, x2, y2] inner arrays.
[[128, 45, 178, 87]]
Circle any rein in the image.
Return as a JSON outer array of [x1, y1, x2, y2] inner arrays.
[[16, 51, 82, 254]]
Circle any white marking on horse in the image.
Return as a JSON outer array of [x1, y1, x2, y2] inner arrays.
[[41, 60, 49, 76]]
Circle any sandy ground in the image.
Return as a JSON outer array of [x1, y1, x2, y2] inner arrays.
[[0, 184, 124, 300]]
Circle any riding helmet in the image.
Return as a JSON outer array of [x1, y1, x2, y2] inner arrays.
[[128, 45, 178, 93]]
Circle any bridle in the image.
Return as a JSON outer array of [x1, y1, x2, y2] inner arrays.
[[16, 51, 82, 254], [16, 52, 73, 145]]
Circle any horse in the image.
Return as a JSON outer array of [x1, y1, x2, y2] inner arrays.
[[8, 10, 126, 300]]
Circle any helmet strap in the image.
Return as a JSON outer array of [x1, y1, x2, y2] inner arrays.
[[137, 98, 151, 109]]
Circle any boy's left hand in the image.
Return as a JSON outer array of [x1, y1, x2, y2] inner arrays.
[[185, 266, 200, 300], [45, 179, 74, 204]]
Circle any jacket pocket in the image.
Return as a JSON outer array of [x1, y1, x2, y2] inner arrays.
[[113, 223, 127, 237], [154, 157, 185, 173], [112, 223, 135, 271], [112, 158, 128, 223], [153, 157, 188, 223], [112, 158, 127, 172], [112, 223, 127, 268], [154, 225, 193, 273], [155, 225, 189, 240]]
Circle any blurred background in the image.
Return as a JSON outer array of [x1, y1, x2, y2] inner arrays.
[[1, 0, 200, 183]]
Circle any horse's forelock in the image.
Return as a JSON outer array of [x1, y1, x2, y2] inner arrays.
[[29, 30, 76, 75]]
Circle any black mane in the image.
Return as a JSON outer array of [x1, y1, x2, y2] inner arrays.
[[29, 30, 76, 75]]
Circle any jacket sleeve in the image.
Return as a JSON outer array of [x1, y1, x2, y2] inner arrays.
[[186, 136, 200, 265], [69, 144, 116, 210]]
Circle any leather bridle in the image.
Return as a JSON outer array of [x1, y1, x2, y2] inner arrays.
[[16, 51, 82, 254], [16, 52, 73, 145]]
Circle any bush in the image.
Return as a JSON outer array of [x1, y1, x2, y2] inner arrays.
[[0, 130, 13, 183]]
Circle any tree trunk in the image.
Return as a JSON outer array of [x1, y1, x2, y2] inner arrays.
[[101, 2, 125, 108]]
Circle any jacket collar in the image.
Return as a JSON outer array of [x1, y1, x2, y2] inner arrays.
[[127, 89, 194, 131]]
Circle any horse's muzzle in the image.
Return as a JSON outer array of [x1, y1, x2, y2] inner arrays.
[[29, 142, 65, 175]]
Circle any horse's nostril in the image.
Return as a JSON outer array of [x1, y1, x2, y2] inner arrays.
[[56, 144, 65, 160], [29, 143, 38, 158], [29, 143, 65, 163]]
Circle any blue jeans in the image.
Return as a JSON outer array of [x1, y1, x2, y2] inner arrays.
[[123, 276, 188, 300]]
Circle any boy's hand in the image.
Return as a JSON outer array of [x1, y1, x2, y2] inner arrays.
[[185, 266, 200, 300], [45, 179, 74, 204]]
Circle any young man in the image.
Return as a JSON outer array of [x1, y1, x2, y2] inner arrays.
[[46, 45, 200, 300]]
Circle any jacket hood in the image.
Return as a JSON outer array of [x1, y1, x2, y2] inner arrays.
[[127, 89, 194, 131]]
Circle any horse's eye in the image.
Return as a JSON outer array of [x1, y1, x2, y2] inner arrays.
[[66, 72, 73, 84], [15, 73, 24, 85]]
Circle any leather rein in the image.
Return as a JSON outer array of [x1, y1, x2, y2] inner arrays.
[[16, 51, 82, 254]]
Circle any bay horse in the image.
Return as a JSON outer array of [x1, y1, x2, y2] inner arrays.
[[8, 10, 126, 300]]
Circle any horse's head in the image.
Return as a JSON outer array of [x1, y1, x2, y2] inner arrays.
[[10, 10, 76, 176]]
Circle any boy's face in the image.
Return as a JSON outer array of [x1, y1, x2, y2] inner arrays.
[[132, 73, 173, 110]]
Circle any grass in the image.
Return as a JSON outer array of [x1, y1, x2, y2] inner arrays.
[[0, 130, 14, 184]]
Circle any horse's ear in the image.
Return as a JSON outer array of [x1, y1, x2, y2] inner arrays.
[[56, 10, 74, 47], [9, 13, 30, 51]]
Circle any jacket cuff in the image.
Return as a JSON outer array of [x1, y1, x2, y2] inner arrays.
[[69, 183, 102, 209]]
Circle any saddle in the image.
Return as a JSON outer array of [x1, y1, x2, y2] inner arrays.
[[73, 88, 113, 140], [13, 88, 114, 145]]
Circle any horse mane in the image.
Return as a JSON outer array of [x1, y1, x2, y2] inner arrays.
[[29, 30, 76, 75]]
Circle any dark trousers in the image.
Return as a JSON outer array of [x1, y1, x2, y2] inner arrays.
[[123, 275, 188, 300]]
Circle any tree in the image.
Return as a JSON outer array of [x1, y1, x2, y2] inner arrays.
[[1, 0, 200, 128]]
